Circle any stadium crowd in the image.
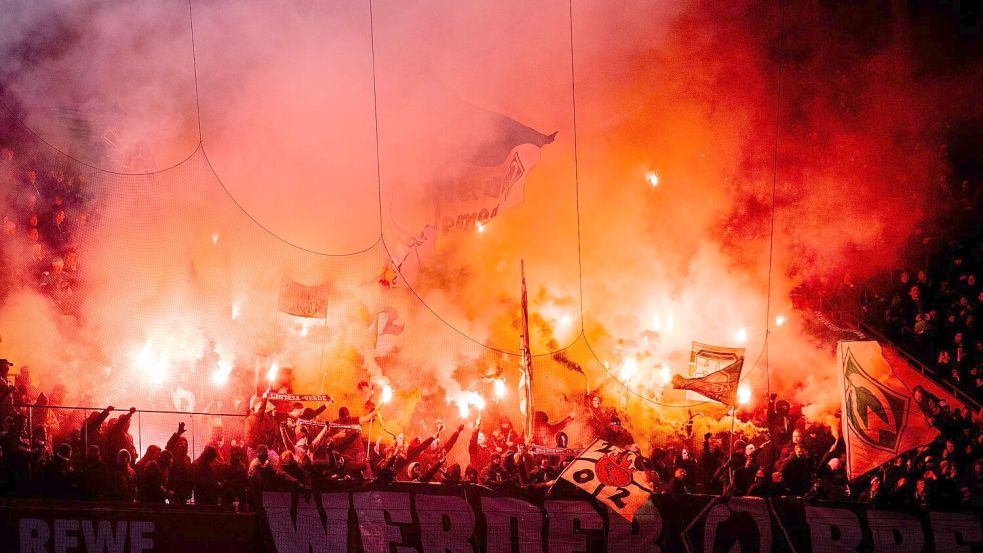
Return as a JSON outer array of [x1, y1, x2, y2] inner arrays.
[[861, 226, 982, 402], [0, 136, 96, 312], [3, 360, 982, 513]]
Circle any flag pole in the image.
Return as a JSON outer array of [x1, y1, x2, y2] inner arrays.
[[520, 260, 534, 441], [728, 405, 737, 488]]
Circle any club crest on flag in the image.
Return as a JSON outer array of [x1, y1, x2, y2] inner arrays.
[[595, 452, 635, 487], [554, 439, 651, 521], [842, 348, 909, 452]]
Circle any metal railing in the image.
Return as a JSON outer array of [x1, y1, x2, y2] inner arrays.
[[12, 404, 249, 460], [857, 322, 981, 411], [815, 294, 981, 411]]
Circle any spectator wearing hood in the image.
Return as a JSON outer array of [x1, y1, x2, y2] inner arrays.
[[107, 449, 137, 502], [37, 443, 74, 499], [165, 422, 193, 504], [190, 445, 221, 505], [135, 445, 162, 478], [102, 407, 137, 465], [779, 442, 814, 496], [674, 448, 698, 492]]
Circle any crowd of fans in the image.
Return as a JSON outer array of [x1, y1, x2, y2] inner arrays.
[[0, 136, 97, 312], [861, 228, 982, 402], [3, 358, 982, 513]]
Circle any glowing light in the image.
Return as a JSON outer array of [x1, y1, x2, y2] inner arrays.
[[266, 361, 279, 383], [619, 358, 638, 381], [652, 313, 661, 331], [150, 365, 168, 385], [211, 233, 219, 244], [212, 369, 229, 385], [666, 313, 674, 332], [646, 171, 659, 187], [472, 393, 486, 411], [493, 379, 506, 398], [775, 314, 787, 327], [455, 391, 486, 418], [231, 302, 241, 321], [136, 343, 154, 370], [135, 342, 168, 386], [560, 314, 571, 328], [300, 321, 309, 337], [659, 361, 672, 385], [737, 384, 752, 405], [734, 327, 747, 344], [212, 359, 233, 386], [380, 383, 394, 405], [476, 222, 486, 234]]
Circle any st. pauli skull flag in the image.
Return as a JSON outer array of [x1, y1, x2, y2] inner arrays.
[[671, 342, 745, 406], [837, 341, 963, 480], [554, 439, 652, 521]]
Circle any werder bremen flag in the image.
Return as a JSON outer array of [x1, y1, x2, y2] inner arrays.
[[278, 277, 329, 318], [837, 341, 964, 480], [555, 439, 652, 521]]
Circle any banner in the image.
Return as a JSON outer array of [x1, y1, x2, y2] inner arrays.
[[4, 492, 981, 552], [278, 277, 329, 319], [267, 393, 332, 402], [257, 487, 982, 553], [556, 439, 652, 521], [837, 340, 964, 480]]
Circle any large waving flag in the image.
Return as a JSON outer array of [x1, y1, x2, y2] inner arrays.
[[385, 86, 556, 287], [433, 113, 556, 236], [671, 359, 744, 406], [837, 341, 963, 480], [671, 342, 745, 405], [555, 439, 652, 521]]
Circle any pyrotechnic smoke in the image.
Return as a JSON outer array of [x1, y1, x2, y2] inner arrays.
[[0, 0, 979, 451]]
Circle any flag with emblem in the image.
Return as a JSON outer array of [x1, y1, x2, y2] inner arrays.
[[671, 342, 745, 405], [837, 341, 964, 480], [554, 439, 652, 521]]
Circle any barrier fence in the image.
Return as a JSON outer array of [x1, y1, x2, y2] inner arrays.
[[15, 404, 248, 461]]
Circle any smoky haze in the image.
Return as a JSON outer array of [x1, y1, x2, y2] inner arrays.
[[0, 0, 978, 445]]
